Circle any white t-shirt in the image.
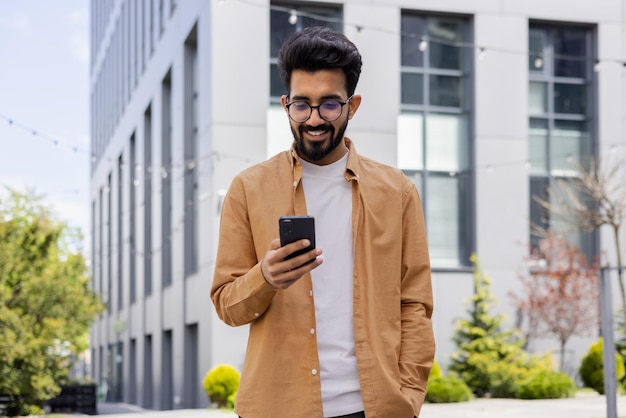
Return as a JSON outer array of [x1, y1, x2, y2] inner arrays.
[[301, 151, 364, 417]]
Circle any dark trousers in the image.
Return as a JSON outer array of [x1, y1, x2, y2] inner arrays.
[[329, 412, 366, 418], [239, 412, 365, 418]]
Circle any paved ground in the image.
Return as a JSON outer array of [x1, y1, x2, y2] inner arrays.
[[420, 394, 626, 418], [88, 394, 626, 417], [94, 403, 236, 417]]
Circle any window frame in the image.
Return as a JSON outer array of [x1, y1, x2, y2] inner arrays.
[[527, 22, 599, 260], [399, 11, 475, 269]]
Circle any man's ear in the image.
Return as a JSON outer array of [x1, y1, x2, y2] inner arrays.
[[281, 95, 289, 114], [347, 94, 362, 120]]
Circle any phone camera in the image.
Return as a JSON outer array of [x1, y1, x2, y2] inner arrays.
[[281, 221, 293, 235]]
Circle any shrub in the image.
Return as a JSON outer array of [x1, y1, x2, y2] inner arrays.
[[430, 360, 442, 379], [426, 376, 473, 403], [456, 349, 532, 398], [519, 369, 576, 399], [579, 338, 625, 394], [202, 364, 240, 408]]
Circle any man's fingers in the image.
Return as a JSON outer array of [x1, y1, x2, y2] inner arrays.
[[261, 238, 323, 290]]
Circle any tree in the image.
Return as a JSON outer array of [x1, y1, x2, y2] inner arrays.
[[512, 231, 600, 371], [532, 156, 626, 329], [0, 188, 102, 415], [450, 254, 528, 397]]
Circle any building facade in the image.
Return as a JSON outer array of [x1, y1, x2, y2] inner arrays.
[[89, 0, 626, 409]]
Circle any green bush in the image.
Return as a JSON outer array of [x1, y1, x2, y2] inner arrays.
[[202, 364, 240, 408], [519, 369, 576, 399], [426, 376, 473, 403], [579, 338, 625, 394], [456, 350, 532, 398], [430, 360, 443, 379]]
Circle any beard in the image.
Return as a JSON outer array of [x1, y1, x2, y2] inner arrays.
[[291, 116, 349, 163]]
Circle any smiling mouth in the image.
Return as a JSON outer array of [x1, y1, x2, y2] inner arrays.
[[302, 126, 331, 140]]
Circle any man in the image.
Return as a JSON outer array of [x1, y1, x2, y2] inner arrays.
[[211, 26, 434, 418]]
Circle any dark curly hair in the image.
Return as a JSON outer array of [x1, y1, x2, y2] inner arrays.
[[277, 26, 362, 97]]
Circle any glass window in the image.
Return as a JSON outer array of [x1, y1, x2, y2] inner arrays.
[[426, 113, 467, 172], [529, 28, 546, 73], [554, 28, 587, 78], [400, 12, 471, 267], [427, 175, 460, 264], [528, 82, 548, 115], [397, 112, 424, 170], [554, 82, 586, 114], [529, 177, 549, 249], [428, 18, 463, 70], [269, 2, 342, 100], [528, 118, 548, 174], [401, 15, 425, 67], [549, 177, 594, 256], [429, 75, 462, 107], [401, 73, 423, 105], [551, 120, 589, 174], [528, 24, 595, 258]]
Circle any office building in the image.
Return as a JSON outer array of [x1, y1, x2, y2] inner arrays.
[[90, 0, 626, 408]]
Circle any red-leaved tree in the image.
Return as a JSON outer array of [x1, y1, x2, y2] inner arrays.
[[512, 231, 600, 371]]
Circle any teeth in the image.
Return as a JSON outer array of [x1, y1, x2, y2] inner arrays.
[[308, 130, 325, 136]]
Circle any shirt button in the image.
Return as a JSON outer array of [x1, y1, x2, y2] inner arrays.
[[310, 328, 315, 334], [311, 369, 318, 375], [293, 181, 298, 187], [254, 312, 260, 317]]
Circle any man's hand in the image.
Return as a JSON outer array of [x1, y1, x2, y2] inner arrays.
[[260, 238, 323, 289]]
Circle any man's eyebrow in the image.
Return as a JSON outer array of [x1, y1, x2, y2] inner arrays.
[[290, 94, 344, 101]]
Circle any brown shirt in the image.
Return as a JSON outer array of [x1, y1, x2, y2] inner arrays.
[[211, 138, 435, 418]]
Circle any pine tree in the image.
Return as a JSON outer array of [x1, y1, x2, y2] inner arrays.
[[449, 254, 527, 397]]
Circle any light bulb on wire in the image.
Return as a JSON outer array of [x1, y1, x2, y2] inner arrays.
[[288, 10, 298, 25], [593, 59, 601, 72]]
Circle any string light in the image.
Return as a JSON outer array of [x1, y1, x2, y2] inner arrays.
[[288, 9, 298, 25], [593, 59, 601, 72], [0, 113, 89, 155], [250, 1, 626, 68], [418, 38, 428, 52], [5, 1, 625, 220]]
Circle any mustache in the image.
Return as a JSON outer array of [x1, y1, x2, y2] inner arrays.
[[300, 124, 331, 133]]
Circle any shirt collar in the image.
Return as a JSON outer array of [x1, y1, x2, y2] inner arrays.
[[289, 137, 360, 182]]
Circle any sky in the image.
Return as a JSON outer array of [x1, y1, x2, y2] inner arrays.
[[0, 2, 91, 244]]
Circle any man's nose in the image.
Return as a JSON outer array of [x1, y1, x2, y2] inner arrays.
[[307, 106, 325, 124]]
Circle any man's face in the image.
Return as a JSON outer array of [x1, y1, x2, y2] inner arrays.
[[281, 69, 361, 165]]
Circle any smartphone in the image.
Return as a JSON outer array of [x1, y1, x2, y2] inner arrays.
[[279, 216, 316, 261]]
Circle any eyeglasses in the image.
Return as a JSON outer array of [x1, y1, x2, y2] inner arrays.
[[285, 96, 353, 123]]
